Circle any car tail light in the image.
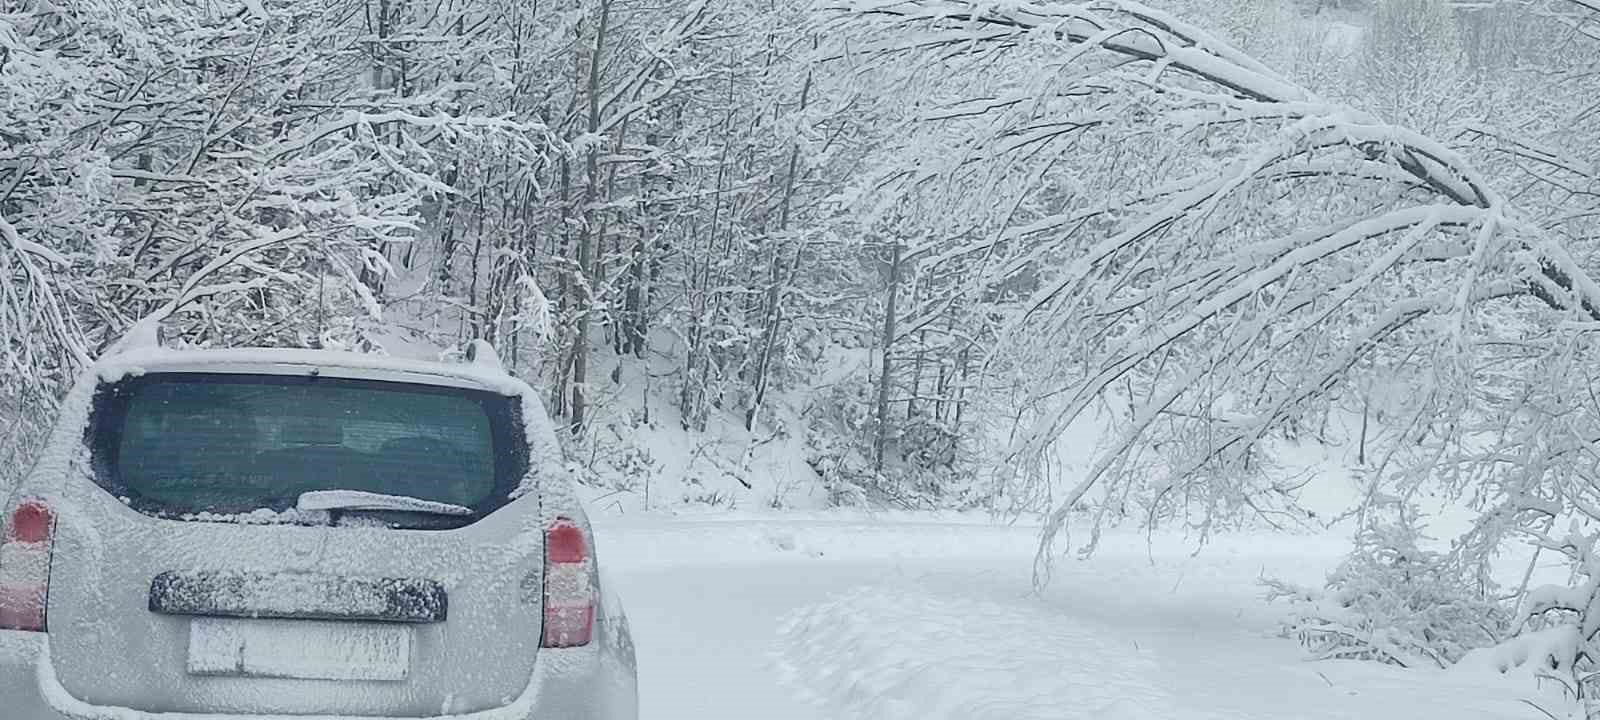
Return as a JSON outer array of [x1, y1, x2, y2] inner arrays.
[[0, 499, 56, 632], [540, 517, 594, 648]]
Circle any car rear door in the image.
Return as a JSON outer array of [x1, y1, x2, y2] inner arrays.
[[42, 369, 549, 717], [45, 481, 547, 716]]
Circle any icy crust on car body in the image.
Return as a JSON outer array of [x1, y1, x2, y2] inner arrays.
[[7, 354, 100, 520], [34, 640, 607, 720], [514, 389, 568, 502], [177, 508, 328, 525]]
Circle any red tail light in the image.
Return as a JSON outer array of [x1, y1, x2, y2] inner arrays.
[[540, 517, 595, 648], [0, 499, 56, 632]]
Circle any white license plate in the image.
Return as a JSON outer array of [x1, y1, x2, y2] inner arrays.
[[188, 617, 411, 681]]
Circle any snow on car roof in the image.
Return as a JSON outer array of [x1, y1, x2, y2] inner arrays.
[[90, 347, 529, 396]]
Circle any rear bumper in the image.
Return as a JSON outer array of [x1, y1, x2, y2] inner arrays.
[[0, 630, 636, 720]]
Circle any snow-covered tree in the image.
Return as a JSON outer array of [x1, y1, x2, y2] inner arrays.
[[0, 0, 555, 487], [1360, 0, 1469, 133], [806, 0, 1600, 579]]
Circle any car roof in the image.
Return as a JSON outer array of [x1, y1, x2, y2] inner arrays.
[[90, 347, 528, 396]]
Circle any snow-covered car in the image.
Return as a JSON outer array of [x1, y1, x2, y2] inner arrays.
[[0, 341, 637, 720]]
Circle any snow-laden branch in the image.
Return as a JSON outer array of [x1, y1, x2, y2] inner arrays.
[[1561, 0, 1600, 15], [0, 216, 70, 268], [0, 215, 92, 383], [830, 0, 1312, 102], [826, 0, 1600, 322], [820, 0, 1600, 586]]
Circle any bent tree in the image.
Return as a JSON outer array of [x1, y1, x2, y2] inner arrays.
[[817, 0, 1600, 587]]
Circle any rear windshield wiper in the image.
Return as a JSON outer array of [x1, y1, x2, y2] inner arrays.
[[296, 490, 474, 517]]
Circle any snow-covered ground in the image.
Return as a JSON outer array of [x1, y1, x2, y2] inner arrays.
[[596, 515, 1554, 720]]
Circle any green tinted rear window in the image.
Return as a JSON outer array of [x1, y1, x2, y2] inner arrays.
[[90, 373, 526, 522]]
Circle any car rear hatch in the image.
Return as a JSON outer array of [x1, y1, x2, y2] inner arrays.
[[44, 370, 543, 716]]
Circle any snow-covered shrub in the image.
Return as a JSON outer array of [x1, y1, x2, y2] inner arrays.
[[567, 411, 663, 498], [1266, 510, 1507, 668], [1438, 335, 1600, 704], [802, 378, 990, 510], [802, 378, 895, 506], [798, 440, 879, 509], [679, 476, 734, 508], [1460, 527, 1600, 703], [899, 418, 960, 472]]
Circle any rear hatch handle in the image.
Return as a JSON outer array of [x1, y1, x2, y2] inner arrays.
[[149, 571, 449, 623]]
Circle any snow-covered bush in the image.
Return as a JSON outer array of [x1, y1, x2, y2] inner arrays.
[[898, 418, 960, 473], [1458, 526, 1600, 704], [573, 422, 660, 497], [1, 0, 552, 432], [802, 377, 990, 510], [1441, 327, 1600, 703], [1266, 509, 1507, 668]]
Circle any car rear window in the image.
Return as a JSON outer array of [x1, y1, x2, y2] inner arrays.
[[88, 373, 528, 525]]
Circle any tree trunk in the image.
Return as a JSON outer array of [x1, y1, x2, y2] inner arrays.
[[550, 153, 572, 418], [569, 0, 614, 434], [467, 186, 487, 341], [954, 340, 971, 428], [874, 240, 902, 471], [909, 328, 928, 421], [679, 64, 738, 431], [1359, 391, 1371, 465], [744, 58, 813, 430], [601, 115, 630, 381]]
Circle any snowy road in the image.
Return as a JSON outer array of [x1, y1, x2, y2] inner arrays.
[[611, 559, 872, 719], [596, 517, 1549, 720]]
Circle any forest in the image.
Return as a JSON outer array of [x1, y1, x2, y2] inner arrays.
[[5, 0, 1600, 702]]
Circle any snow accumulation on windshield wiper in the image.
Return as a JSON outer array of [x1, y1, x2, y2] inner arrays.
[[295, 490, 474, 516]]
